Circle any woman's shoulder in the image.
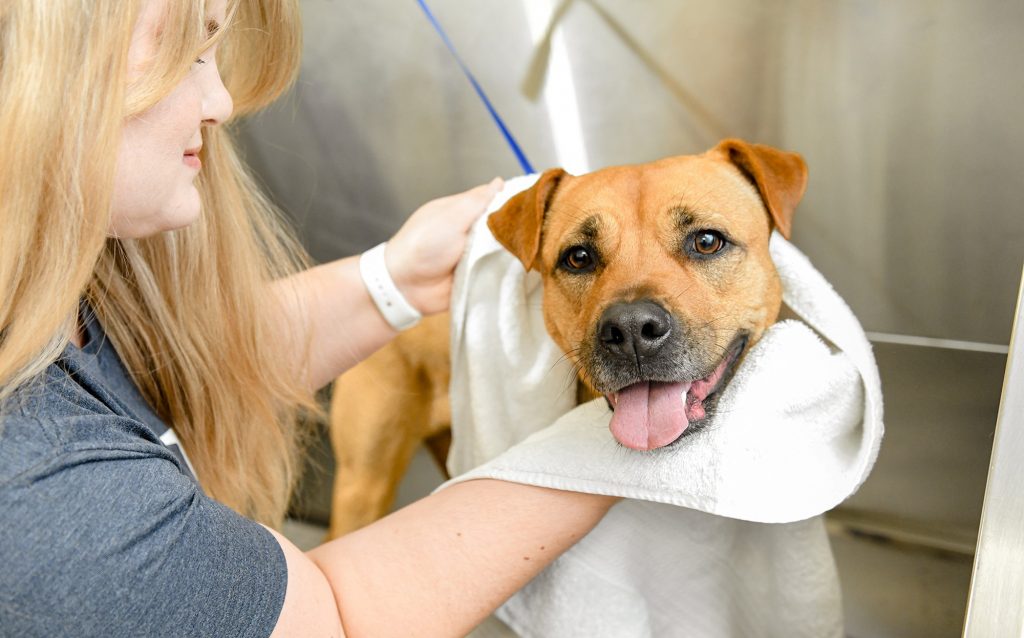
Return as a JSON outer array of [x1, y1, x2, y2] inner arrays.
[[0, 358, 171, 487], [0, 362, 288, 637]]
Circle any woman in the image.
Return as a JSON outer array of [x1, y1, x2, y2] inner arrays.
[[0, 1, 616, 636]]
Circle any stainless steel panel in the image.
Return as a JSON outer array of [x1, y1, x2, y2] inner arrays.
[[829, 528, 974, 638], [835, 343, 1005, 548], [964, 266, 1024, 637]]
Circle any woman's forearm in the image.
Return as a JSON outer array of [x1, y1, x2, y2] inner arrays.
[[273, 256, 397, 391], [271, 179, 502, 391], [307, 480, 618, 637]]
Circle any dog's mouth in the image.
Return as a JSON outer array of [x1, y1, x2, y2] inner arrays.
[[604, 334, 747, 451]]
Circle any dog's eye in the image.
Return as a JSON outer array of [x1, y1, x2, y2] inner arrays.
[[561, 246, 596, 272], [693, 231, 726, 255]]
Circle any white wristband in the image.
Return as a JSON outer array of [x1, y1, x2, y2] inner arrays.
[[359, 242, 422, 331]]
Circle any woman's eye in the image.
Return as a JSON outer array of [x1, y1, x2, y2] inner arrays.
[[693, 231, 726, 255], [561, 246, 595, 272]]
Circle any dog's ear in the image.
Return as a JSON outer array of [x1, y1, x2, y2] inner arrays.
[[713, 139, 808, 239], [487, 168, 567, 271]]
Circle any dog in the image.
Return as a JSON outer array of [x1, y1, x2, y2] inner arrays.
[[327, 138, 807, 538]]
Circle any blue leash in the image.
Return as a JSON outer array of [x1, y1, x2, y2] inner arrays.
[[415, 0, 536, 174]]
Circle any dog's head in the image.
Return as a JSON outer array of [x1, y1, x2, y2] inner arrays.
[[488, 139, 807, 450]]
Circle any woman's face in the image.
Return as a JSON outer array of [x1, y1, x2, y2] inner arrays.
[[109, 0, 233, 239]]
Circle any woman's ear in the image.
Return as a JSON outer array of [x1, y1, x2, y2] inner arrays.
[[487, 168, 567, 271], [712, 139, 808, 239]]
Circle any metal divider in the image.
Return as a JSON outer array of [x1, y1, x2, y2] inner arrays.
[[963, 262, 1024, 636]]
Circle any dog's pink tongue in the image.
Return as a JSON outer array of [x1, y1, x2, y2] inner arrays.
[[609, 381, 692, 450]]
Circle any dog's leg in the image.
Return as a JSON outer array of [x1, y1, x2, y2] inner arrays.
[[423, 429, 452, 478], [327, 314, 451, 539], [327, 345, 427, 537]]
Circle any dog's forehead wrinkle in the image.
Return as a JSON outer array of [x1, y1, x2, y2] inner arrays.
[[548, 202, 610, 237], [544, 202, 587, 237], [671, 205, 697, 230], [574, 215, 601, 242], [645, 163, 766, 229], [669, 200, 736, 232]]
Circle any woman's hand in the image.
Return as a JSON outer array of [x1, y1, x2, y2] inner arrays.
[[271, 177, 503, 390], [385, 177, 503, 316]]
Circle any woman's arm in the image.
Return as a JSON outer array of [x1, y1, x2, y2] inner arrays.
[[267, 480, 618, 637], [271, 254, 399, 391], [273, 178, 503, 390]]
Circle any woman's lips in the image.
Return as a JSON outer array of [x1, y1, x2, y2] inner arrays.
[[184, 145, 202, 170]]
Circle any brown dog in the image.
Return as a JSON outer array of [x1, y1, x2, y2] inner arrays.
[[327, 139, 807, 538]]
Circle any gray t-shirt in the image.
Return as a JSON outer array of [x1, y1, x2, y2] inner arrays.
[[0, 308, 287, 637]]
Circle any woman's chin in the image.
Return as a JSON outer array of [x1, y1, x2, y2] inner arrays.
[[108, 204, 201, 239]]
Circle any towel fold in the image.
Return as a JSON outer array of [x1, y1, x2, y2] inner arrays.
[[444, 175, 883, 637]]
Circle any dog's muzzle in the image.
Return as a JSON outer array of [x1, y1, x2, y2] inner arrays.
[[589, 300, 747, 451]]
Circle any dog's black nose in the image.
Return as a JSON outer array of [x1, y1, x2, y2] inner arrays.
[[598, 301, 673, 360]]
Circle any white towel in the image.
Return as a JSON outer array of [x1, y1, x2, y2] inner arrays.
[[444, 175, 884, 637]]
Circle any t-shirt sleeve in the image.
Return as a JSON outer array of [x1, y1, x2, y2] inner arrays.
[[0, 436, 287, 637]]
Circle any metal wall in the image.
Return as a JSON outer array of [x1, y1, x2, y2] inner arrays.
[[237, 1, 1024, 635]]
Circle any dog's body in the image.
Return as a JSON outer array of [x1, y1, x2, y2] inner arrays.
[[328, 139, 807, 538]]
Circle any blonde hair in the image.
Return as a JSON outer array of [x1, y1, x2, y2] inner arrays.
[[0, 0, 315, 527]]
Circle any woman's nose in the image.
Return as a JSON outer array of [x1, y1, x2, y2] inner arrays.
[[200, 62, 234, 126]]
